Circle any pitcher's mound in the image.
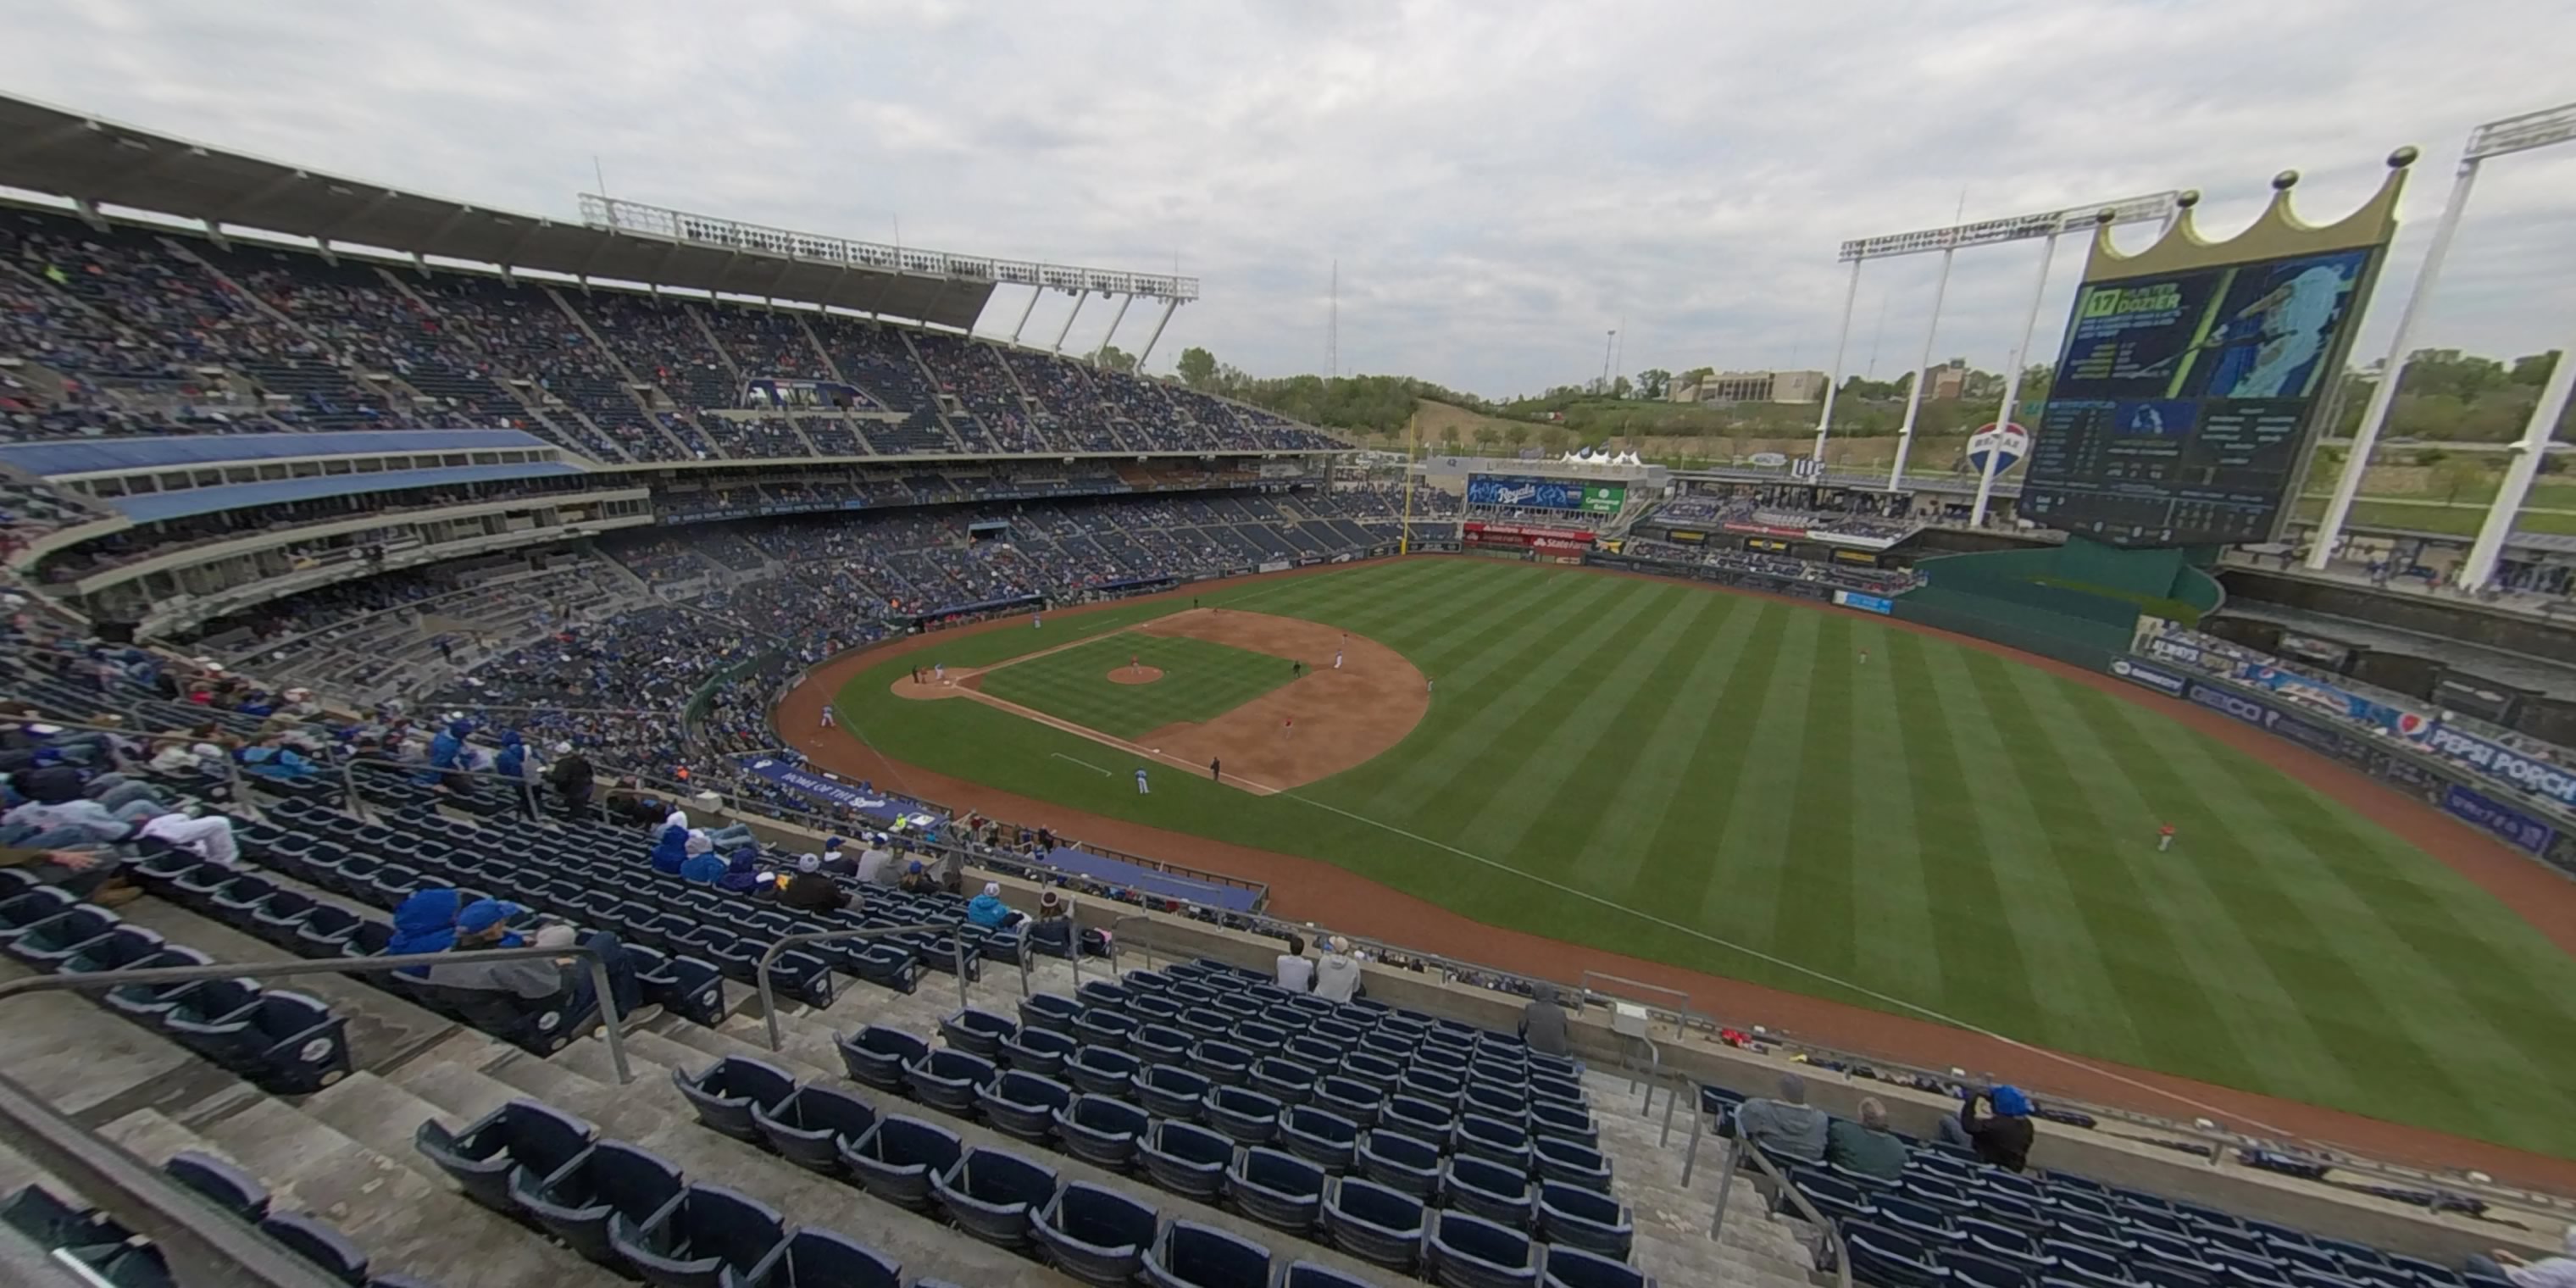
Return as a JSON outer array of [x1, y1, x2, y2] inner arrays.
[[1110, 666, 1165, 686]]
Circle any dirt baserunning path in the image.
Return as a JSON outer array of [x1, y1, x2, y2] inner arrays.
[[780, 557, 2576, 1189]]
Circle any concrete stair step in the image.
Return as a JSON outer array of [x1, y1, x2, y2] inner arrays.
[[391, 1059, 536, 1127], [480, 1046, 680, 1145], [648, 1018, 836, 1084], [0, 986, 246, 1128]]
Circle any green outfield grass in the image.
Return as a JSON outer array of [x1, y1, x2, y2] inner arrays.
[[837, 558, 2576, 1156], [977, 632, 1297, 738]]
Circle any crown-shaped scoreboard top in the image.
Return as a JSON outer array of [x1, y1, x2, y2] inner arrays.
[[2079, 148, 2416, 281]]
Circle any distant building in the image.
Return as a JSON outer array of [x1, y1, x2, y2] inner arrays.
[[1670, 369, 1827, 405], [1925, 361, 1969, 401]]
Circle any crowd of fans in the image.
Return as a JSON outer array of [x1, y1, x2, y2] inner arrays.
[[1, 207, 1346, 460]]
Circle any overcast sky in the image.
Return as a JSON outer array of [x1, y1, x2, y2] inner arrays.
[[4, 0, 2571, 398]]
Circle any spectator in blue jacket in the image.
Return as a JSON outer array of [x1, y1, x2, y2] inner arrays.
[[679, 832, 725, 884], [966, 881, 1022, 930], [648, 822, 692, 874], [717, 844, 763, 894], [387, 888, 463, 956]]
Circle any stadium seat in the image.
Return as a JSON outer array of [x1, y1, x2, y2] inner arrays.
[[1019, 991, 1085, 1035], [1541, 1243, 1658, 1288], [292, 905, 365, 958], [1288, 1035, 1345, 1069], [751, 1084, 880, 1174], [1228, 1147, 1326, 1235], [1444, 1153, 1535, 1230], [1534, 1136, 1613, 1191], [998, 1024, 1080, 1078], [838, 1115, 963, 1213], [100, 947, 217, 1023], [1402, 1068, 1466, 1110], [1941, 1247, 2038, 1288], [978, 1069, 1074, 1145], [1203, 1085, 1285, 1146], [1281, 1104, 1361, 1173], [260, 1212, 371, 1285], [1427, 1209, 1540, 1288], [932, 1146, 1059, 1253], [1382, 1096, 1456, 1151], [1138, 1063, 1213, 1120], [5, 905, 122, 967], [1134, 1024, 1195, 1068], [1317, 1075, 1385, 1128], [1139, 1119, 1234, 1202], [1251, 1056, 1320, 1107], [1323, 1174, 1426, 1272], [1034, 1181, 1159, 1288], [672, 1057, 797, 1142], [1457, 1113, 1535, 1172], [634, 948, 730, 1026], [1074, 1007, 1136, 1051], [57, 924, 169, 977], [1144, 1219, 1274, 1288], [763, 948, 835, 1008], [163, 1152, 269, 1223], [938, 1005, 1019, 1058], [1191, 1039, 1256, 1086], [1357, 1129, 1444, 1197], [741, 1228, 902, 1288], [0, 888, 79, 941], [414, 1098, 597, 1214], [1536, 1182, 1634, 1262], [610, 1183, 788, 1288], [1068, 1045, 1143, 1099], [1846, 1226, 1952, 1288], [835, 1026, 929, 1093], [168, 989, 350, 1094], [246, 888, 320, 947], [1342, 1052, 1405, 1092], [1055, 1095, 1152, 1171]]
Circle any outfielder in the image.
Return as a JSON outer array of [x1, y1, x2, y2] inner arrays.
[[1135, 767, 1150, 796]]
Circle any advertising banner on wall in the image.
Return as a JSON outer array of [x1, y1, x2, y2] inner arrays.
[[2234, 663, 2433, 738], [2441, 784, 2559, 858], [2418, 724, 2576, 809], [2107, 655, 2189, 697], [1832, 590, 1895, 615], [1464, 475, 1627, 514]]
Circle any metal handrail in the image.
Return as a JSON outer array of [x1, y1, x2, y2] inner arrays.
[[0, 945, 633, 1084], [1724, 1132, 1856, 1288], [753, 922, 965, 1052], [0, 1070, 345, 1288]]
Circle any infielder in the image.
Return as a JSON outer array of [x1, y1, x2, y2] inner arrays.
[[819, 706, 836, 728], [1333, 649, 1343, 669], [934, 662, 947, 683]]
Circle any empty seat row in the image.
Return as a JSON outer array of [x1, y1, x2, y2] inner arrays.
[[2, 1152, 433, 1288], [0, 877, 351, 1095]]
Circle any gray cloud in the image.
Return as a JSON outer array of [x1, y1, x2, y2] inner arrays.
[[3, 0, 2569, 397]]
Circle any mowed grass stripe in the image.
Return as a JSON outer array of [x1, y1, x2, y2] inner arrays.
[[1581, 597, 1768, 900], [1840, 619, 1943, 998], [2004, 672, 2310, 1102], [1878, 630, 2046, 1030], [978, 634, 1294, 738], [1691, 609, 1818, 952], [1774, 612, 1860, 983], [1636, 604, 1789, 934], [1452, 586, 1714, 875], [2089, 697, 2512, 1130]]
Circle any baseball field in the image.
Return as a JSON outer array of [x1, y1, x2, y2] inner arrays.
[[824, 557, 2576, 1159]]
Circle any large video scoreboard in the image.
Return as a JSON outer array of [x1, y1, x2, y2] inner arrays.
[[2018, 245, 2379, 547]]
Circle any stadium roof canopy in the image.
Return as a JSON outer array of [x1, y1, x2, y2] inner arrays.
[[0, 94, 1192, 330]]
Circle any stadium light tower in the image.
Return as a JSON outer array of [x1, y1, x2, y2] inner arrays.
[[1814, 192, 2181, 490], [2307, 100, 2576, 587]]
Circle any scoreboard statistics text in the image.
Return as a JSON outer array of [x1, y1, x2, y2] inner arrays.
[[2018, 247, 2373, 547]]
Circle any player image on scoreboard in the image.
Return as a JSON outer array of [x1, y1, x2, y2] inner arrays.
[[2190, 250, 2367, 401]]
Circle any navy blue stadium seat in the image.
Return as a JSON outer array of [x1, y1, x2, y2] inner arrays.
[[1445, 1153, 1535, 1230], [6, 905, 123, 967], [932, 1146, 1060, 1252], [260, 1212, 371, 1286], [1252, 1057, 1321, 1107], [1457, 1113, 1535, 1172], [999, 1025, 1080, 1078], [1145, 1219, 1274, 1288], [752, 1085, 880, 1174], [1019, 991, 1085, 1035], [1846, 1226, 1954, 1288], [292, 905, 365, 958], [1402, 1068, 1466, 1109], [512, 1141, 686, 1268], [1139, 1119, 1234, 1203], [1542, 1243, 1657, 1288], [1427, 1209, 1539, 1288], [635, 947, 729, 1026], [839, 1116, 962, 1213], [1281, 1104, 1361, 1174], [742, 1228, 902, 1288], [1323, 1174, 1425, 1272], [99, 947, 215, 1022], [167, 989, 349, 1094], [1133, 1023, 1195, 1068], [1068, 1045, 1142, 1099], [939, 1006, 1018, 1058], [1942, 1246, 2038, 1288], [611, 1183, 788, 1288], [1056, 1095, 1152, 1171], [1286, 1258, 1387, 1288], [979, 1069, 1074, 1145], [672, 1057, 797, 1143], [1318, 1075, 1385, 1128], [1537, 1182, 1634, 1262], [1192, 1039, 1256, 1086], [1035, 1181, 1159, 1288], [764, 948, 835, 1008], [1138, 1063, 1213, 1120], [1357, 1129, 1443, 1198], [1534, 1136, 1612, 1191], [904, 1048, 997, 1114], [164, 1152, 269, 1223], [1203, 1085, 1284, 1146], [835, 1026, 928, 1093], [414, 1098, 597, 1214], [1382, 1095, 1456, 1151], [0, 888, 80, 944], [1228, 1146, 1326, 1235], [1342, 1052, 1405, 1092]]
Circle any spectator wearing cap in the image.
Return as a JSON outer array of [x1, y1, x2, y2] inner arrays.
[[966, 881, 1022, 930], [897, 860, 938, 895], [544, 741, 593, 819], [780, 853, 849, 912], [855, 833, 897, 886], [1825, 1097, 1911, 1181], [1735, 1074, 1829, 1163], [679, 831, 725, 884], [1275, 933, 1315, 992], [1940, 1084, 2035, 1171], [1028, 889, 1074, 955], [425, 899, 657, 1030], [1313, 935, 1363, 1002], [819, 835, 855, 877]]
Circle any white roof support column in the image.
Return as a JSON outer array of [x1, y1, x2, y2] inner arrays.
[[1887, 240, 1957, 491], [1808, 258, 1863, 465], [2459, 341, 2575, 590], [1133, 297, 1182, 373], [1973, 227, 2062, 527], [1051, 289, 1090, 355], [1008, 286, 1041, 345], [1091, 292, 1135, 367]]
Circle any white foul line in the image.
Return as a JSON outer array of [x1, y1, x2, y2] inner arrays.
[[1051, 752, 1113, 776]]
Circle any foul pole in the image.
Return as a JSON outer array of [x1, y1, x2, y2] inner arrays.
[[1399, 408, 1419, 553]]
